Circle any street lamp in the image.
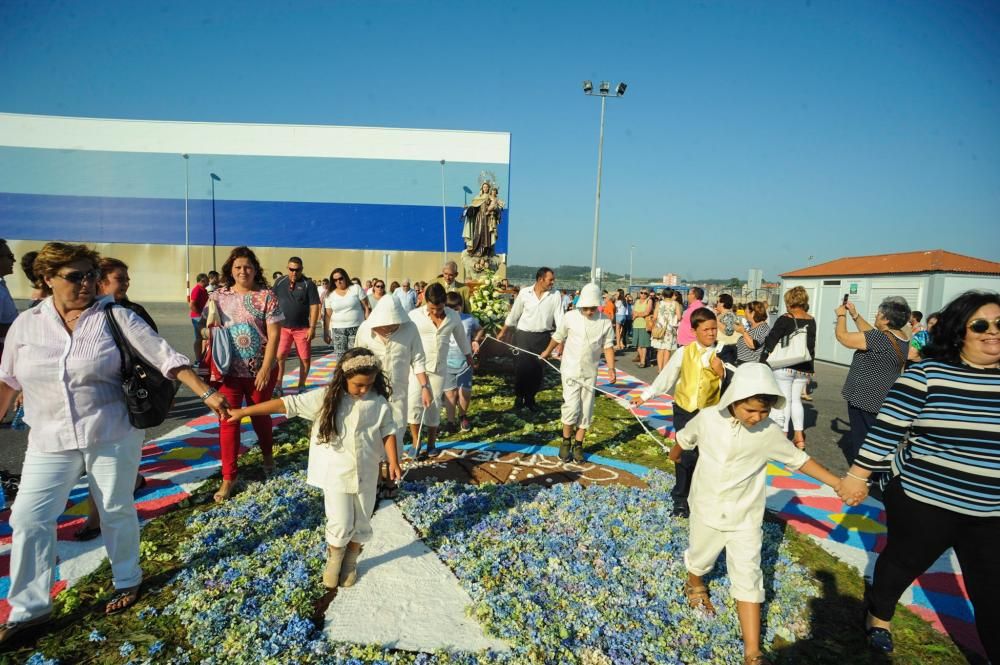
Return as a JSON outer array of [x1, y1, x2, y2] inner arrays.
[[440, 159, 448, 263], [210, 173, 221, 271], [583, 78, 627, 283], [629, 244, 635, 288]]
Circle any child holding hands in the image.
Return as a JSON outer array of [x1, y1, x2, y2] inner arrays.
[[227, 347, 400, 589], [668, 362, 851, 665]]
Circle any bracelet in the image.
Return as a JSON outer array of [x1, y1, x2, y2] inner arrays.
[[421, 384, 431, 390], [836, 314, 846, 318], [845, 471, 871, 484], [199, 388, 217, 401]]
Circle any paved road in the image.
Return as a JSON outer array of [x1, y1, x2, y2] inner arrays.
[[2, 302, 856, 477]]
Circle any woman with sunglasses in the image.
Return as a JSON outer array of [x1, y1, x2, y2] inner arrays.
[[0, 243, 229, 640], [366, 280, 387, 310], [323, 268, 371, 357], [837, 290, 1000, 658]]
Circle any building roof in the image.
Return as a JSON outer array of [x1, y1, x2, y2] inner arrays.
[[781, 250, 1000, 278]]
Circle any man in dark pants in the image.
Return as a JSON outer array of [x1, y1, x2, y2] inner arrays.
[[498, 267, 563, 412]]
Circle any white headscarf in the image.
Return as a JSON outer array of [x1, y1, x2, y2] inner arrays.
[[367, 292, 408, 328], [716, 362, 787, 413]]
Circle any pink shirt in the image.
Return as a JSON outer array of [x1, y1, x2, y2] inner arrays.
[[676, 299, 704, 347], [204, 287, 284, 378], [0, 296, 190, 452]]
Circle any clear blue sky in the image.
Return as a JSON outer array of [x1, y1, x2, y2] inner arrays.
[[2, 0, 998, 282]]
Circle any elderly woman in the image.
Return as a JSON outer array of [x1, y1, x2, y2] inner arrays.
[[0, 243, 228, 641], [762, 286, 816, 449], [837, 291, 999, 658], [206, 246, 283, 502], [835, 295, 910, 463], [323, 267, 370, 357]]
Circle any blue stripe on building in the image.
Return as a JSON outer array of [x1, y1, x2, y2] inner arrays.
[[0, 192, 508, 252]]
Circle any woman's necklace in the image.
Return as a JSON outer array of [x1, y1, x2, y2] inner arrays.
[[960, 353, 999, 370]]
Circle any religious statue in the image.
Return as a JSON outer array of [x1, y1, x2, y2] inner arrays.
[[461, 172, 506, 278]]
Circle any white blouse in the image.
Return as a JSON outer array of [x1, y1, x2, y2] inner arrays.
[[324, 284, 366, 329], [282, 389, 395, 495], [677, 405, 810, 530], [0, 296, 190, 452]]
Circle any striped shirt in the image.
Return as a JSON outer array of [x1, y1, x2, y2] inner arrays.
[[854, 360, 1000, 516], [736, 322, 770, 364]]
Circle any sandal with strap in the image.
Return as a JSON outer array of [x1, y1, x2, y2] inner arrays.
[[683, 581, 716, 616], [744, 653, 773, 665], [105, 584, 141, 615]]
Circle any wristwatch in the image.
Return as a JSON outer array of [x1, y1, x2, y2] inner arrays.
[[421, 384, 431, 391], [200, 388, 217, 401]]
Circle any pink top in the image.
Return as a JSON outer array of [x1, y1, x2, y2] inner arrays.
[[676, 299, 704, 347], [0, 296, 190, 452], [205, 287, 284, 378]]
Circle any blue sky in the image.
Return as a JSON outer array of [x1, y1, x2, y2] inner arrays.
[[1, 0, 998, 281]]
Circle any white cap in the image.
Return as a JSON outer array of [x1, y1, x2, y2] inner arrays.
[[577, 283, 602, 308], [367, 294, 408, 327], [717, 362, 786, 412]]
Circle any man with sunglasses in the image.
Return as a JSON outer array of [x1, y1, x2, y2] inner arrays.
[[0, 239, 17, 359], [273, 257, 321, 395]]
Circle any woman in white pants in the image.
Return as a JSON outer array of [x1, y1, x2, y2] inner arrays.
[[0, 243, 229, 643], [762, 287, 816, 449]]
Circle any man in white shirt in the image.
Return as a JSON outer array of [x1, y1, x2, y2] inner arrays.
[[498, 267, 563, 412], [392, 279, 417, 312], [407, 283, 473, 459]]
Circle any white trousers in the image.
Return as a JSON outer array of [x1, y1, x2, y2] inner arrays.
[[684, 516, 765, 603], [771, 368, 809, 433], [323, 491, 375, 547], [407, 369, 444, 428], [561, 375, 597, 430], [8, 429, 144, 621]]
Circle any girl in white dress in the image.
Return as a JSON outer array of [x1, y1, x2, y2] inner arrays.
[[227, 347, 400, 589]]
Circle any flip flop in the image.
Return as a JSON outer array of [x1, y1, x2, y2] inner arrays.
[[105, 584, 141, 615]]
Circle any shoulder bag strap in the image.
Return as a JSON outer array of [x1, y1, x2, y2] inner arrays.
[[885, 331, 906, 371], [103, 302, 134, 378]]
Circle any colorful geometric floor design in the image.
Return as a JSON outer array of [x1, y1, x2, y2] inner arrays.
[[0, 352, 981, 656], [0, 354, 339, 623], [593, 362, 983, 658]]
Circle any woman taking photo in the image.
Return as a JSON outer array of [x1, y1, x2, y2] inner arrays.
[[0, 243, 228, 640], [206, 246, 284, 502], [835, 295, 910, 463], [323, 267, 370, 356], [734, 300, 770, 365], [839, 291, 999, 659], [762, 286, 816, 449]]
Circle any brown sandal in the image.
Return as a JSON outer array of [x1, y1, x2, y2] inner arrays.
[[105, 584, 141, 615], [744, 654, 773, 665], [214, 479, 236, 503], [683, 581, 716, 616]]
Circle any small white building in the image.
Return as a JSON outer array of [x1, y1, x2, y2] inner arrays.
[[780, 249, 1000, 365]]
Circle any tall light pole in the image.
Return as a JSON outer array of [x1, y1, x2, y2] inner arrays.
[[183, 154, 190, 300], [583, 79, 627, 284], [440, 159, 448, 264], [210, 173, 221, 271], [629, 244, 635, 287]]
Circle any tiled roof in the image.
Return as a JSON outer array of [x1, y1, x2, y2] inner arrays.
[[781, 250, 1000, 278]]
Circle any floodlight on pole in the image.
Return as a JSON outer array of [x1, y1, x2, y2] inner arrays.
[[210, 173, 221, 272], [582, 78, 628, 283]]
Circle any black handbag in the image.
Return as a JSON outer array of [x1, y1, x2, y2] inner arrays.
[[104, 303, 179, 428]]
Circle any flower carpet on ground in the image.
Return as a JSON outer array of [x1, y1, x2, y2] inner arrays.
[[163, 463, 819, 665]]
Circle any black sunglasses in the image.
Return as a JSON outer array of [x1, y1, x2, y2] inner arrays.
[[333, 276, 346, 282], [287, 267, 302, 272], [968, 318, 1000, 334], [55, 269, 99, 284]]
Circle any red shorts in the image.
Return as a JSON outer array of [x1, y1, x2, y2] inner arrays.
[[278, 326, 311, 359]]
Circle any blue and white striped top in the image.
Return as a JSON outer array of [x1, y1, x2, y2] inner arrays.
[[855, 359, 1000, 516]]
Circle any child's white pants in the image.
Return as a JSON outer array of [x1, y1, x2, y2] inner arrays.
[[561, 375, 596, 429], [684, 516, 765, 603], [323, 491, 375, 547]]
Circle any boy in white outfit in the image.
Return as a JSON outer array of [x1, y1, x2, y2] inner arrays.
[[669, 362, 842, 665], [540, 283, 616, 463], [407, 283, 473, 459]]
